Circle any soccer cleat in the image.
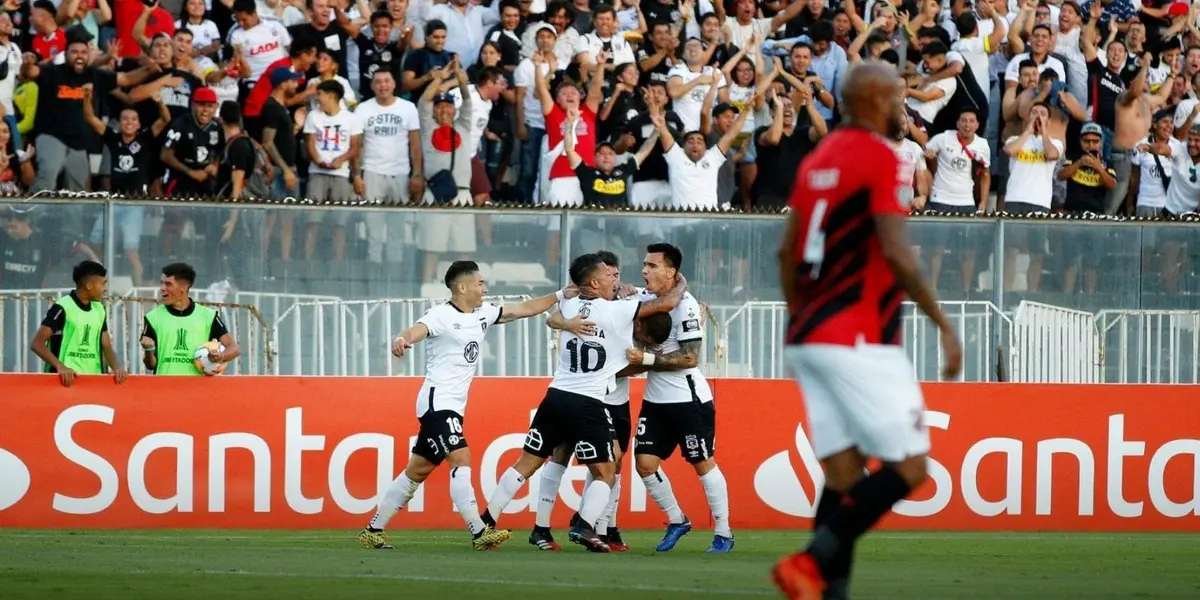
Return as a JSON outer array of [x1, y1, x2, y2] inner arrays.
[[568, 519, 610, 553], [472, 526, 512, 551], [706, 535, 735, 553], [604, 527, 629, 552], [654, 517, 693, 552], [358, 528, 394, 550], [771, 552, 826, 600], [569, 512, 581, 528], [528, 527, 562, 551]]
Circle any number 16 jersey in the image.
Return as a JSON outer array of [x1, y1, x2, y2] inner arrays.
[[550, 296, 640, 401]]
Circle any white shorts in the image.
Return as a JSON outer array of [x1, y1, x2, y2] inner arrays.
[[630, 180, 671, 210], [783, 343, 929, 463], [546, 177, 583, 208]]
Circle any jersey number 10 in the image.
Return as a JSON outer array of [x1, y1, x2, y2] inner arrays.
[[566, 338, 607, 373]]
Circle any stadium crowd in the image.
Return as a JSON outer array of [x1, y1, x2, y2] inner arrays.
[[0, 0, 1199, 295]]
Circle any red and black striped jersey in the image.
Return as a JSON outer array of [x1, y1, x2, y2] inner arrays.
[[786, 128, 907, 347]]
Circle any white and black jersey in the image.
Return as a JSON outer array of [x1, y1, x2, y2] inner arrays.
[[413, 302, 504, 418], [640, 290, 712, 404], [549, 296, 640, 401]]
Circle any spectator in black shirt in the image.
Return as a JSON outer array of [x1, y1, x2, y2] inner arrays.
[[161, 86, 223, 196], [1059, 123, 1117, 294], [402, 19, 454, 99], [752, 88, 827, 207], [599, 62, 640, 141], [641, 0, 682, 26], [617, 80, 684, 209], [260, 69, 304, 261], [637, 21, 678, 87], [485, 0, 525, 70], [288, 0, 359, 79], [357, 10, 405, 102], [0, 207, 59, 290], [700, 13, 740, 68], [567, 124, 658, 206], [1082, 4, 1125, 134], [82, 84, 170, 285]]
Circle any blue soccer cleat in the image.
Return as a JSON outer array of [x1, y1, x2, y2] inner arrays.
[[654, 517, 693, 552], [706, 535, 735, 553]]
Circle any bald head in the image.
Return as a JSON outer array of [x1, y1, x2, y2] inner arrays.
[[841, 62, 905, 138]]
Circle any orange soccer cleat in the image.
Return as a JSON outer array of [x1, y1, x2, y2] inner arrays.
[[771, 552, 826, 600]]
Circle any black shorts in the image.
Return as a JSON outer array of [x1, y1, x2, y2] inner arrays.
[[608, 401, 632, 454], [524, 388, 615, 465], [411, 410, 468, 466], [633, 400, 716, 463]]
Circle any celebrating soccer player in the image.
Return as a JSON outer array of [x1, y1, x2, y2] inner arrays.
[[478, 253, 685, 552], [360, 261, 577, 551], [771, 63, 963, 600], [140, 263, 241, 376]]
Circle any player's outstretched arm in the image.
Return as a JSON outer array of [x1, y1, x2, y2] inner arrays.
[[875, 213, 962, 379], [498, 288, 578, 324], [391, 323, 430, 358], [626, 339, 700, 371], [545, 310, 597, 337]]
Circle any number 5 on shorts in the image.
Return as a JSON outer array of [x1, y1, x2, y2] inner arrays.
[[637, 417, 647, 436]]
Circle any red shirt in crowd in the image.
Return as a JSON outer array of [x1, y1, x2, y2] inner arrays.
[[545, 104, 596, 180], [244, 57, 304, 118], [32, 28, 66, 61], [114, 0, 175, 59], [786, 128, 907, 347]]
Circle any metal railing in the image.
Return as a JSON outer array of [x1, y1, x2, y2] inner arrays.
[[0, 288, 272, 374], [1098, 310, 1200, 384], [1010, 301, 1102, 383]]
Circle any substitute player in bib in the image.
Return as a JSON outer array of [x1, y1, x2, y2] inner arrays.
[[771, 63, 963, 600], [140, 263, 241, 376], [31, 261, 128, 387], [624, 243, 733, 554], [531, 250, 671, 552], [479, 253, 686, 552], [360, 261, 574, 551]]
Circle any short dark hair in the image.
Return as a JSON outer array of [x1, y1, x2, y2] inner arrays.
[[921, 41, 948, 57], [444, 260, 480, 288], [955, 13, 978, 37], [700, 12, 721, 25], [547, 0, 573, 20], [1031, 100, 1052, 113], [640, 312, 673, 345], [647, 242, 682, 270], [370, 9, 392, 24], [810, 20, 833, 44], [291, 39, 317, 57], [569, 253, 607, 286], [317, 79, 345, 100], [1038, 68, 1059, 83], [175, 27, 194, 40], [31, 0, 55, 14], [72, 261, 106, 286], [163, 263, 197, 287], [476, 65, 507, 87], [592, 3, 616, 18], [219, 101, 242, 127], [595, 250, 620, 268], [1018, 58, 1039, 71], [232, 0, 256, 15], [425, 18, 447, 36], [1032, 23, 1053, 38]]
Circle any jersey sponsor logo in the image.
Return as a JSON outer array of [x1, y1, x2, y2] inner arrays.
[[248, 40, 281, 56], [463, 341, 480, 363], [682, 319, 700, 333], [79, 324, 92, 349], [56, 85, 86, 100], [1070, 165, 1109, 188], [808, 168, 839, 190], [591, 178, 625, 195], [1014, 148, 1047, 163]]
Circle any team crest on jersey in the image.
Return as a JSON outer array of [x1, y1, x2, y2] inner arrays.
[[129, 141, 141, 154], [381, 51, 392, 61], [453, 323, 462, 330], [684, 434, 699, 450], [209, 131, 219, 145], [463, 341, 480, 363], [578, 304, 591, 318]]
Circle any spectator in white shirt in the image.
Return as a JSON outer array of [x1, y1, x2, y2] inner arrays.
[[714, 0, 806, 61], [303, 79, 363, 261], [667, 38, 726, 133], [229, 0, 292, 85], [358, 69, 423, 263], [906, 42, 957, 127], [653, 102, 748, 211], [924, 109, 991, 292], [514, 23, 556, 202], [1002, 103, 1062, 292], [1130, 110, 1185, 218], [424, 0, 500, 70], [575, 4, 636, 72]]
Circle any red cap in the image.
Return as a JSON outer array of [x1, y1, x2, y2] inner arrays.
[[193, 87, 218, 104], [1168, 2, 1190, 16]]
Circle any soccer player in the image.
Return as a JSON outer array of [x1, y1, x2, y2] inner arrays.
[[360, 261, 577, 551], [622, 243, 733, 554], [530, 250, 670, 552], [479, 253, 686, 552], [140, 263, 241, 376], [771, 63, 963, 600], [30, 261, 128, 387]]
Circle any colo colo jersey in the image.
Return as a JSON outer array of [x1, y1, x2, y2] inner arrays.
[[414, 302, 503, 418], [640, 290, 712, 404], [551, 296, 640, 401]]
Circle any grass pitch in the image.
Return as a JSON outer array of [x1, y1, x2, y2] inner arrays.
[[0, 529, 1196, 599]]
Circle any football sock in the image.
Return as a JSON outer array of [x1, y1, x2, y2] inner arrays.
[[577, 480, 612, 529], [483, 467, 526, 527], [594, 478, 621, 534], [368, 472, 421, 530], [449, 466, 486, 535], [808, 468, 912, 564], [608, 485, 620, 530], [535, 462, 567, 528], [814, 487, 853, 585], [699, 466, 732, 538], [641, 469, 685, 524]]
